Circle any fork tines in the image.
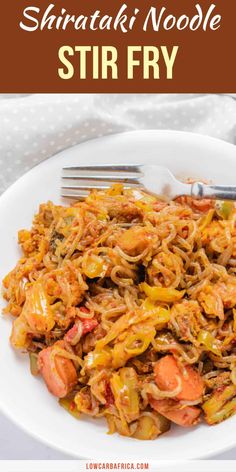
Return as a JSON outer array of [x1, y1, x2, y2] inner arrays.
[[61, 164, 143, 199]]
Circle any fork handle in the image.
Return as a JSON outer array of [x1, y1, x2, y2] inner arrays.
[[191, 182, 236, 201]]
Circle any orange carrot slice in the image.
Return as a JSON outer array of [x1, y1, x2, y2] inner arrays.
[[150, 398, 201, 427], [154, 355, 204, 401], [38, 341, 77, 398]]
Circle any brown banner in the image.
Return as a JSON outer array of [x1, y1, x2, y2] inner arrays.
[[1, 0, 235, 92]]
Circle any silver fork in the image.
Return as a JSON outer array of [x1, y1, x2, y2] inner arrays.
[[61, 165, 236, 201]]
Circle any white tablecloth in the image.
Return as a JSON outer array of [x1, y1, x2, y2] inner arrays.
[[0, 93, 236, 459], [1, 93, 236, 195]]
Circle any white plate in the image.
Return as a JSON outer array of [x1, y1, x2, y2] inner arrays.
[[1, 130, 236, 460]]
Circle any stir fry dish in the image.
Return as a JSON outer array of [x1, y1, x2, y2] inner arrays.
[[2, 185, 236, 440]]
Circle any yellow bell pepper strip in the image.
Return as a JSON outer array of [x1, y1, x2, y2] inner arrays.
[[142, 298, 170, 329], [112, 325, 156, 369], [198, 209, 215, 231], [107, 183, 124, 196], [59, 397, 81, 420], [82, 254, 107, 278], [134, 193, 157, 213], [215, 201, 234, 220], [83, 347, 112, 371], [197, 329, 222, 357], [29, 352, 39, 376], [110, 367, 139, 424], [139, 282, 185, 302], [233, 309, 236, 334], [202, 384, 236, 425]]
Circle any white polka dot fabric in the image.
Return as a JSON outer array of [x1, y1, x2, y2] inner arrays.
[[0, 93, 236, 194]]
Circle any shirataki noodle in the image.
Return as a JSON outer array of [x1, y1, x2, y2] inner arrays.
[[2, 185, 236, 440]]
